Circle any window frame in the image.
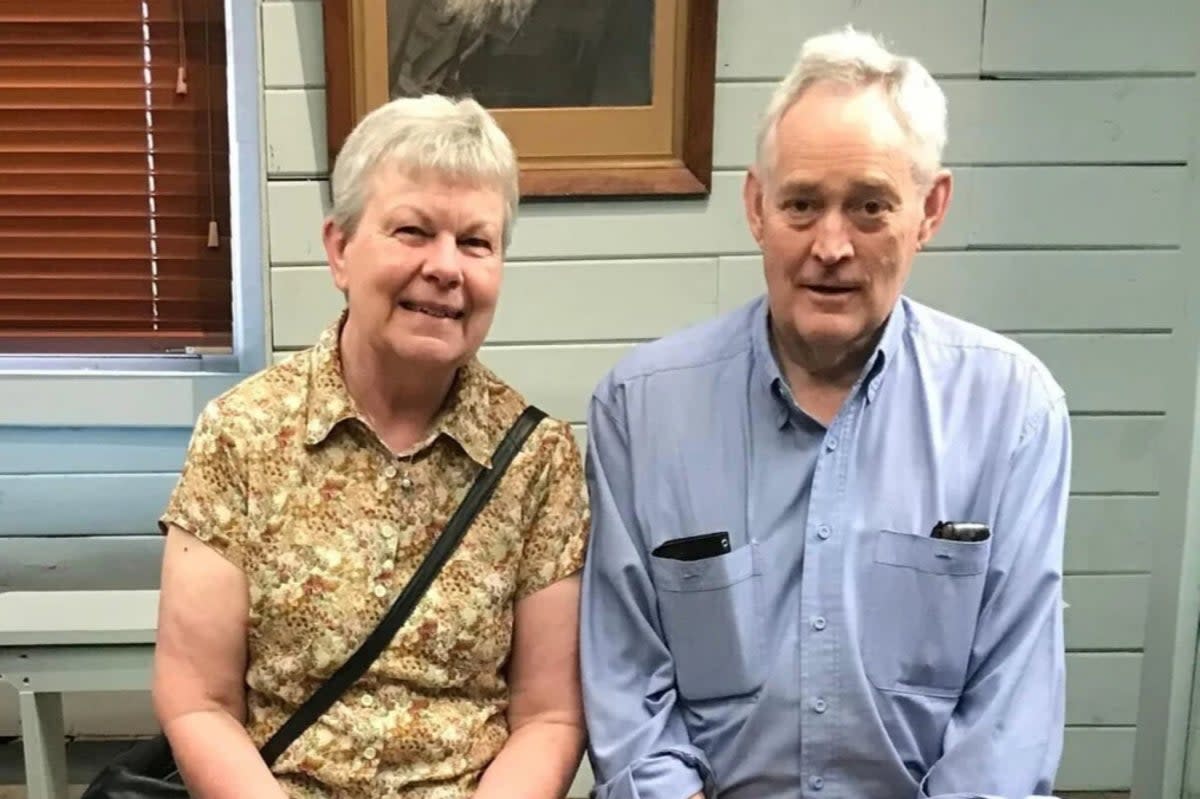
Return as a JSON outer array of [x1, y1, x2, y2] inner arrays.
[[0, 0, 266, 427]]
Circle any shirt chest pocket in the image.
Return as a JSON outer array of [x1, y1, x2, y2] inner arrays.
[[650, 543, 762, 702], [861, 529, 991, 697]]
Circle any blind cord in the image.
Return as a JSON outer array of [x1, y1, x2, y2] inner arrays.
[[175, 0, 188, 95], [204, 0, 219, 249]]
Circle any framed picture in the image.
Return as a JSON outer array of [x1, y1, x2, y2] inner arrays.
[[322, 0, 719, 198]]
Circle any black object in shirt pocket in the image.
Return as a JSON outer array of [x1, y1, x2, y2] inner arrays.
[[650, 541, 762, 702], [652, 531, 731, 561]]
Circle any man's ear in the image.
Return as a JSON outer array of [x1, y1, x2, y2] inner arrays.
[[323, 217, 351, 294], [917, 169, 953, 247], [744, 168, 767, 247]]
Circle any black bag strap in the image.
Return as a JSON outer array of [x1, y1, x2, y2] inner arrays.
[[258, 405, 548, 766]]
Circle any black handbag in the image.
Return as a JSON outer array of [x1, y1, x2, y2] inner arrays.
[[80, 406, 547, 798]]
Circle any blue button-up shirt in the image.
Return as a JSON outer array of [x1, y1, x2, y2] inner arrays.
[[580, 295, 1070, 799]]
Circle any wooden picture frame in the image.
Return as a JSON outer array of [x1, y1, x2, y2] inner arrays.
[[322, 0, 718, 198]]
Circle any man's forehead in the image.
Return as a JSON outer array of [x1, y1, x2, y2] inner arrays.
[[773, 83, 913, 159], [772, 169, 904, 199]]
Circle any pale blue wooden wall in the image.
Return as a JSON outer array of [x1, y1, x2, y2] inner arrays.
[[3, 0, 1199, 794]]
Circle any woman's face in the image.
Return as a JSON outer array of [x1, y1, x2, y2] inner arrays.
[[324, 167, 506, 370]]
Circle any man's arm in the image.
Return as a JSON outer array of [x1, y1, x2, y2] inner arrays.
[[919, 395, 1071, 799], [579, 391, 715, 799]]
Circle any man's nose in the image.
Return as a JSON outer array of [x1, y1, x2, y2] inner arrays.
[[811, 212, 854, 265]]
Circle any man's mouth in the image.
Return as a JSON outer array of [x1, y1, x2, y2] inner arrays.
[[399, 300, 464, 320], [804, 284, 857, 296]]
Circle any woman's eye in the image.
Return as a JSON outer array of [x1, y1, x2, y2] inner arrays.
[[460, 237, 493, 252]]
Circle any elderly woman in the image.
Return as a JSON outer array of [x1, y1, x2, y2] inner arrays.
[[151, 95, 588, 798]]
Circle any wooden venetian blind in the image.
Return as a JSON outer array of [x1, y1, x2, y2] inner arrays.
[[0, 0, 232, 355]]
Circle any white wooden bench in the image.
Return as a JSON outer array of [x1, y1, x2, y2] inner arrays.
[[0, 590, 157, 799], [0, 589, 597, 798]]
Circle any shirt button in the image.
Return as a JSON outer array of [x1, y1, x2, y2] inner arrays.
[[400, 477, 412, 489], [384, 466, 397, 478], [812, 616, 827, 631], [817, 525, 831, 540], [809, 775, 824, 790], [363, 746, 378, 760], [812, 698, 827, 713], [825, 438, 838, 452], [360, 694, 375, 707], [373, 584, 387, 598]]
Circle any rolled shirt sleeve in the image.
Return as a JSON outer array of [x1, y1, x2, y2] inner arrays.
[[580, 389, 715, 799]]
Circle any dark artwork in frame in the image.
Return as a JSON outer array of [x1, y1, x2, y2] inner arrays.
[[323, 0, 718, 198], [387, 0, 655, 109]]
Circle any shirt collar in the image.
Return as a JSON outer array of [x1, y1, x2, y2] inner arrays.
[[302, 311, 498, 467], [750, 295, 909, 427]]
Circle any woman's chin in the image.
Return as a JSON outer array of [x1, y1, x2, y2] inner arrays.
[[388, 334, 471, 369]]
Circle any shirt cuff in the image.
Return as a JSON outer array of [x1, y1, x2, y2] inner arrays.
[[921, 789, 1060, 799], [591, 748, 711, 799]]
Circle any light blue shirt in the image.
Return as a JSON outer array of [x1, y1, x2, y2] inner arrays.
[[580, 295, 1070, 799]]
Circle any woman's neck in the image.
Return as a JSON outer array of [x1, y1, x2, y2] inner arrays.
[[338, 317, 457, 452]]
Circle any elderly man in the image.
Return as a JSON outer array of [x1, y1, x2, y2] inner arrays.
[[579, 27, 1070, 799]]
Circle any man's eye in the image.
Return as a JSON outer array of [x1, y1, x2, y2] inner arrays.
[[786, 199, 816, 213], [395, 226, 428, 238], [859, 200, 890, 216]]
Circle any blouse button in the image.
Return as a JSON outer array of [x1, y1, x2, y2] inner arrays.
[[363, 746, 378, 760], [400, 477, 413, 489], [373, 584, 387, 598], [384, 466, 397, 478], [360, 694, 375, 708]]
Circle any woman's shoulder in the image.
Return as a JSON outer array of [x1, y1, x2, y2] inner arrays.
[[463, 359, 580, 472], [468, 358, 579, 454], [193, 349, 313, 441]]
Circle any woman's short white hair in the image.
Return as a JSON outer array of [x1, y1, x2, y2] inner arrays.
[[329, 94, 519, 248], [755, 26, 947, 184]]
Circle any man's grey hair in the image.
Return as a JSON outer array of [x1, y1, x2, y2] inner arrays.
[[754, 26, 948, 184], [329, 94, 520, 249]]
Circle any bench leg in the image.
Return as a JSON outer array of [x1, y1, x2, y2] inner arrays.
[[18, 691, 70, 799]]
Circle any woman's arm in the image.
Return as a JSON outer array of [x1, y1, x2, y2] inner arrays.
[[473, 575, 586, 799], [153, 525, 287, 799]]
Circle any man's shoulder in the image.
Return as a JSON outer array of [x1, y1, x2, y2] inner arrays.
[[601, 299, 760, 391], [903, 297, 1066, 412]]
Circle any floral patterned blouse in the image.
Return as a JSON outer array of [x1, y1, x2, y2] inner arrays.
[[159, 314, 589, 798]]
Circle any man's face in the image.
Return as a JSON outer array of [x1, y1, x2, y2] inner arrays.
[[743, 81, 951, 363]]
